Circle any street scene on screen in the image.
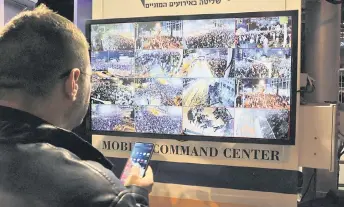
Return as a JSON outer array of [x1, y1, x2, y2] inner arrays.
[[91, 76, 134, 105], [135, 106, 183, 134], [91, 51, 110, 71], [234, 108, 289, 139], [236, 16, 292, 49], [135, 49, 183, 78], [91, 23, 135, 51], [183, 78, 236, 107], [107, 50, 135, 77], [91, 104, 135, 132], [236, 78, 290, 109], [183, 19, 236, 49], [91, 50, 135, 77], [136, 21, 183, 50], [183, 107, 234, 137], [134, 78, 183, 106], [180, 48, 233, 78], [233, 48, 291, 78]]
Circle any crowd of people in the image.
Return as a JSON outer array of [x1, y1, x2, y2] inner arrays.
[[103, 35, 135, 50], [271, 58, 291, 78], [91, 78, 134, 105], [207, 56, 228, 77], [91, 61, 110, 71], [236, 21, 292, 48], [87, 19, 295, 142], [234, 61, 269, 78], [265, 110, 289, 139], [92, 35, 135, 51], [92, 116, 126, 131], [110, 64, 132, 72], [256, 109, 289, 139], [185, 29, 235, 49], [91, 104, 288, 139], [186, 107, 234, 134], [92, 61, 133, 72], [135, 80, 182, 106], [237, 93, 289, 109], [207, 82, 222, 106], [91, 56, 290, 79], [135, 51, 182, 77], [258, 115, 276, 139], [233, 53, 291, 78], [91, 79, 117, 103], [135, 108, 182, 134], [136, 36, 183, 50]]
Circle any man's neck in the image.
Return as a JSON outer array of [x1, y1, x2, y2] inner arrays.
[[0, 100, 64, 129], [0, 100, 30, 113]]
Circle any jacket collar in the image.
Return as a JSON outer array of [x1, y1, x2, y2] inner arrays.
[[0, 105, 113, 170], [0, 105, 47, 126]]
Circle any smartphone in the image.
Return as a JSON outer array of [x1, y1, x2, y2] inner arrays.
[[120, 142, 154, 184]]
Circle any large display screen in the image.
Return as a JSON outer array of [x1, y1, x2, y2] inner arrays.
[[87, 11, 298, 144]]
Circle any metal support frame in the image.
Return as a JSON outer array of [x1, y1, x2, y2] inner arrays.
[[303, 0, 341, 200]]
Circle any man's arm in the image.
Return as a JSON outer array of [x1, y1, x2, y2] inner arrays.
[[85, 161, 150, 207], [15, 143, 153, 207], [112, 186, 149, 207]]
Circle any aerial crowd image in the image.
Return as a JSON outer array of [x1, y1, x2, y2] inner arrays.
[[90, 16, 293, 140]]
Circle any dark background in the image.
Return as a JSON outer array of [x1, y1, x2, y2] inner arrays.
[[36, 0, 74, 22], [36, 0, 91, 143]]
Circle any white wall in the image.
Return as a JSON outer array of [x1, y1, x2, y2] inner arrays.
[[4, 0, 28, 23], [0, 0, 4, 27], [74, 0, 92, 34]]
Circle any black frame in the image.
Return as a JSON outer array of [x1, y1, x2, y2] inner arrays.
[[85, 10, 299, 145]]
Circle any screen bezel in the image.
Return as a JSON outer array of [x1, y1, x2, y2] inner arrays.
[[85, 10, 299, 145], [120, 142, 154, 183]]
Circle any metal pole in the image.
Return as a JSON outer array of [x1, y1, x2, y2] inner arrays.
[[303, 0, 341, 199], [304, 0, 341, 103]]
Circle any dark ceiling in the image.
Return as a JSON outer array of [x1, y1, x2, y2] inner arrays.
[[36, 0, 74, 22]]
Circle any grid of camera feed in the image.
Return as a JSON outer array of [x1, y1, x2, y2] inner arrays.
[[90, 16, 293, 140]]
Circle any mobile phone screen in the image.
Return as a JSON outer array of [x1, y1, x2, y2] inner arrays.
[[120, 142, 154, 184]]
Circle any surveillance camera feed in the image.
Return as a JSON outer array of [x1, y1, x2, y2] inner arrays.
[[90, 14, 294, 142]]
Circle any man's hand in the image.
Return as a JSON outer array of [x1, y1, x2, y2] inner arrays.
[[124, 166, 154, 193]]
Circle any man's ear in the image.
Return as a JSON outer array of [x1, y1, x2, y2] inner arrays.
[[64, 68, 81, 101]]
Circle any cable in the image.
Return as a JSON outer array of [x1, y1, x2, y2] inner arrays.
[[297, 84, 315, 93], [297, 75, 315, 94], [338, 131, 344, 159], [338, 141, 344, 152], [340, 142, 344, 158], [339, 130, 344, 137]]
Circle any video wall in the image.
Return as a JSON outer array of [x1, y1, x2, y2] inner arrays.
[[88, 12, 297, 143]]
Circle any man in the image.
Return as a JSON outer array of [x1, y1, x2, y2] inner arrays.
[[0, 5, 153, 207]]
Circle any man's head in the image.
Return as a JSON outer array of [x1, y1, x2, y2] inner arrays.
[[0, 5, 91, 130]]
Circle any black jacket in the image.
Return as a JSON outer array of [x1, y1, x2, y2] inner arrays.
[[0, 106, 149, 207]]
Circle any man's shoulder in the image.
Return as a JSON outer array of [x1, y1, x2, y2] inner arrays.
[[23, 142, 148, 207], [0, 107, 149, 206], [0, 140, 121, 206], [15, 142, 123, 205], [29, 142, 122, 187], [0, 119, 120, 192]]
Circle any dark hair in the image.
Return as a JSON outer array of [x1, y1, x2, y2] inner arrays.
[[0, 4, 89, 97]]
